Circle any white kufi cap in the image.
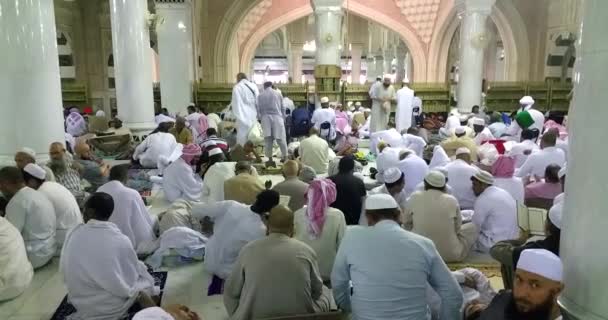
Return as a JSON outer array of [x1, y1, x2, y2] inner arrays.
[[383, 167, 403, 184], [517, 249, 563, 282], [548, 202, 563, 229], [425, 170, 446, 188], [473, 169, 494, 185], [132, 307, 175, 320], [23, 163, 46, 180], [365, 193, 399, 210], [472, 117, 485, 126], [320, 97, 330, 103], [454, 126, 466, 135], [455, 147, 471, 156]]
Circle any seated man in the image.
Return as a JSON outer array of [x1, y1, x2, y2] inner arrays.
[[133, 122, 178, 168], [224, 161, 265, 205], [162, 144, 203, 202], [66, 107, 88, 137], [200, 127, 229, 156], [369, 167, 408, 224], [444, 148, 479, 210], [331, 194, 463, 320], [0, 214, 34, 301], [62, 192, 159, 320], [225, 205, 333, 320], [524, 164, 562, 202], [471, 170, 518, 253], [441, 126, 478, 160], [397, 149, 429, 197], [467, 249, 564, 320], [169, 116, 194, 145], [311, 97, 337, 142], [74, 142, 109, 192], [329, 157, 366, 226], [192, 190, 280, 295], [402, 127, 427, 158], [291, 104, 312, 139], [334, 125, 359, 156], [472, 118, 495, 146], [299, 128, 330, 174], [22, 164, 83, 250], [201, 149, 233, 203], [370, 125, 405, 155], [272, 160, 309, 212], [14, 147, 55, 182], [158, 199, 201, 235], [507, 128, 540, 168], [88, 117, 132, 155], [0, 167, 56, 268], [229, 140, 262, 163], [515, 130, 566, 180], [98, 165, 157, 254], [48, 142, 86, 202], [405, 171, 478, 262]]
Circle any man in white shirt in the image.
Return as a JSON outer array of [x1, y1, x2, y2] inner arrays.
[[395, 81, 415, 132], [444, 147, 479, 210], [508, 128, 540, 168], [161, 144, 203, 202], [516, 130, 566, 180], [370, 125, 404, 155], [441, 109, 462, 138], [0, 167, 56, 269], [62, 192, 159, 320], [185, 104, 202, 138], [0, 215, 33, 301], [402, 127, 427, 157], [331, 193, 463, 320], [505, 97, 545, 139], [192, 190, 280, 295], [22, 164, 83, 250], [472, 118, 495, 145], [311, 97, 337, 142], [369, 76, 397, 133], [375, 142, 401, 183], [231, 73, 259, 146], [397, 149, 429, 197], [368, 168, 408, 225], [133, 123, 178, 168], [299, 128, 330, 174], [471, 170, 518, 252], [98, 165, 157, 254]]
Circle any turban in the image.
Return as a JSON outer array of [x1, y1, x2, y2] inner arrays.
[[305, 178, 337, 239]]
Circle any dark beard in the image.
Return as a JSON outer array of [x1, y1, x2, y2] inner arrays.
[[383, 84, 390, 88], [49, 158, 68, 175], [506, 293, 554, 320]]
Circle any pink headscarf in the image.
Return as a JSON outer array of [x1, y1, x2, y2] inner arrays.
[[491, 155, 516, 178], [305, 178, 337, 239], [181, 143, 202, 164], [543, 120, 568, 139]]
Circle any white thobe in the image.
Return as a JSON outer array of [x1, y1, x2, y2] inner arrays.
[[493, 177, 525, 205], [508, 139, 539, 168], [398, 154, 429, 197], [231, 79, 259, 146], [154, 114, 175, 125], [5, 187, 56, 268], [299, 135, 330, 174], [61, 220, 159, 320], [202, 162, 236, 203], [444, 160, 478, 210], [370, 85, 396, 133], [192, 201, 266, 279], [375, 147, 400, 183], [311, 108, 337, 141], [395, 86, 415, 132], [0, 217, 34, 301], [474, 127, 495, 145], [472, 186, 518, 252], [163, 158, 203, 202], [38, 181, 83, 249], [370, 128, 405, 154], [98, 181, 157, 254], [403, 134, 427, 157], [445, 115, 461, 133], [358, 117, 371, 138], [429, 145, 450, 169], [515, 147, 566, 179], [506, 109, 545, 139], [185, 112, 202, 133], [133, 132, 178, 168]]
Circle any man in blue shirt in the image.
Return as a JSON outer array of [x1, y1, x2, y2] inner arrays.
[[331, 193, 463, 320]]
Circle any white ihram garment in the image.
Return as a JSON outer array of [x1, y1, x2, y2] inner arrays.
[[375, 147, 400, 183], [403, 134, 427, 158], [162, 158, 203, 202], [202, 162, 236, 204], [231, 79, 259, 146], [38, 181, 83, 250], [508, 140, 539, 168], [515, 147, 566, 179], [133, 132, 178, 168], [472, 186, 518, 252], [395, 86, 415, 132], [0, 217, 34, 301], [444, 160, 478, 210], [397, 154, 430, 197]]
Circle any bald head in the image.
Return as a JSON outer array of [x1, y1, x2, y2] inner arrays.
[[74, 142, 91, 157], [266, 205, 294, 236], [541, 130, 558, 149], [49, 142, 66, 161], [283, 160, 299, 178], [14, 152, 35, 169], [175, 116, 186, 130]]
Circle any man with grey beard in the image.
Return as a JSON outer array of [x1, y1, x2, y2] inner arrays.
[[48, 142, 86, 203]]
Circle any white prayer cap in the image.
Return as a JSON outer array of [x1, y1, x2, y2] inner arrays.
[[548, 202, 563, 229], [365, 193, 399, 210], [383, 167, 403, 184], [558, 164, 567, 178], [454, 126, 466, 135], [320, 97, 330, 103], [188, 102, 196, 107], [455, 147, 471, 156], [472, 117, 485, 126], [355, 102, 362, 107], [425, 170, 446, 188], [20, 147, 36, 158], [473, 169, 494, 185], [383, 74, 392, 80], [519, 95, 535, 105], [364, 108, 371, 112], [208, 147, 223, 157], [449, 108, 460, 117], [132, 307, 175, 320], [458, 115, 469, 122], [517, 249, 563, 282], [23, 163, 46, 180]]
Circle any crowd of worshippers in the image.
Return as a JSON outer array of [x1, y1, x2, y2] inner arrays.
[[0, 73, 569, 320]]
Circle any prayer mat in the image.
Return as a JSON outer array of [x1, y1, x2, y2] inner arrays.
[[49, 271, 168, 320], [448, 263, 501, 278]]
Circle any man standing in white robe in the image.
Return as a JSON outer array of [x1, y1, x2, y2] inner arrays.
[[98, 165, 158, 254], [161, 144, 203, 202], [22, 164, 83, 250], [231, 73, 259, 146], [0, 167, 56, 269], [133, 123, 178, 169], [62, 192, 159, 320], [258, 81, 288, 163], [0, 215, 34, 301], [395, 81, 415, 132], [369, 76, 396, 133]]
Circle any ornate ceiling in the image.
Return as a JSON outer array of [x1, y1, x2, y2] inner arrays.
[[237, 0, 273, 46], [394, 0, 442, 43]]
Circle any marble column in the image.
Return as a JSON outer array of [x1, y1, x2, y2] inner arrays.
[[289, 45, 304, 83], [311, 0, 343, 66], [109, 0, 156, 138], [395, 43, 408, 83], [366, 56, 376, 83], [0, 0, 65, 164], [384, 46, 395, 75], [456, 0, 496, 113], [350, 43, 363, 84], [156, 0, 195, 115], [374, 52, 385, 78], [558, 1, 608, 319]]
